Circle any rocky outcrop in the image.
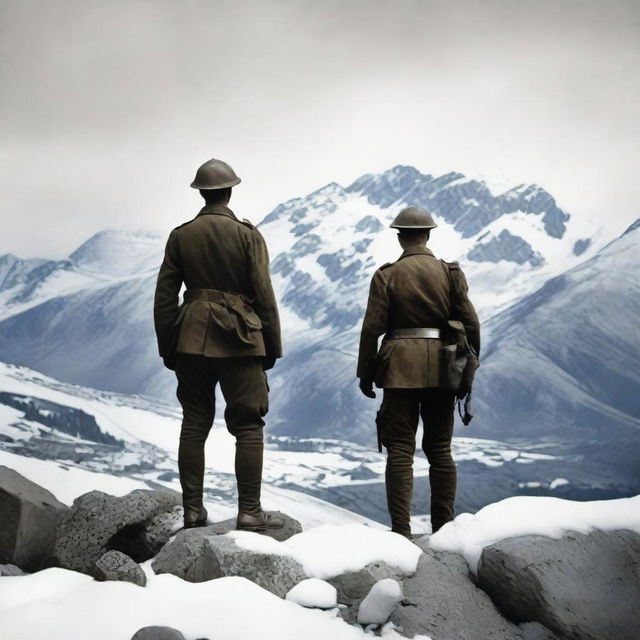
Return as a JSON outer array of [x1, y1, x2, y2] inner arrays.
[[478, 529, 640, 640], [357, 578, 404, 625], [152, 528, 306, 597], [390, 549, 523, 640], [0, 562, 26, 576], [0, 466, 67, 571], [95, 550, 147, 587], [55, 489, 180, 576]]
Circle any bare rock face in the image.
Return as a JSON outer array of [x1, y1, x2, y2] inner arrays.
[[95, 550, 147, 587], [152, 526, 307, 597], [478, 529, 640, 640], [55, 489, 180, 576], [0, 466, 68, 571], [391, 550, 523, 640], [0, 562, 26, 576]]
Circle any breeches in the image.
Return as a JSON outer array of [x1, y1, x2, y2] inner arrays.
[[377, 387, 456, 534], [174, 353, 269, 514]]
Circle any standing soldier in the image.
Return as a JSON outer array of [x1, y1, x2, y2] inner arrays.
[[154, 158, 284, 532], [357, 206, 480, 538]]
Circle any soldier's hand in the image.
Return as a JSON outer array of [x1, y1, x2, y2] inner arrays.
[[359, 379, 377, 399]]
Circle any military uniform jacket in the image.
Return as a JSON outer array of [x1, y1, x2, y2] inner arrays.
[[357, 245, 480, 388], [153, 204, 282, 360]]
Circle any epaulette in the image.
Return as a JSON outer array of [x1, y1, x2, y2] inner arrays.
[[240, 218, 255, 229], [440, 259, 461, 271], [172, 219, 193, 231], [379, 262, 393, 270]]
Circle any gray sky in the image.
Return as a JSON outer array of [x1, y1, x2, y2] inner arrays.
[[2, 0, 639, 258]]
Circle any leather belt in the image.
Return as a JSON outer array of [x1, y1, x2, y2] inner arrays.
[[183, 288, 247, 304], [388, 327, 441, 339]]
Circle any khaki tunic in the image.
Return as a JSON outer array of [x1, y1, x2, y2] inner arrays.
[[153, 204, 282, 360], [357, 245, 479, 388]]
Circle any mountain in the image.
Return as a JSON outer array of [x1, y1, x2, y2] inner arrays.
[[470, 218, 640, 474], [0, 166, 620, 444]]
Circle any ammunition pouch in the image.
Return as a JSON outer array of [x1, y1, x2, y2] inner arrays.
[[183, 288, 262, 346], [440, 320, 479, 400]]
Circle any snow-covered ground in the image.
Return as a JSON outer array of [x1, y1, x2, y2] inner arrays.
[[2, 494, 639, 640]]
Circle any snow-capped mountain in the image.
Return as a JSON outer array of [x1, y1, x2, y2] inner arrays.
[[0, 166, 608, 405], [471, 218, 640, 475]]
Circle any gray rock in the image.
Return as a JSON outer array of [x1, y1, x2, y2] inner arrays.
[[0, 562, 26, 576], [0, 466, 68, 571], [329, 561, 402, 606], [390, 551, 523, 640], [519, 622, 560, 640], [55, 489, 180, 576], [95, 550, 147, 587], [143, 505, 184, 554], [196, 510, 302, 542], [152, 528, 306, 596], [131, 626, 185, 640], [478, 529, 640, 640]]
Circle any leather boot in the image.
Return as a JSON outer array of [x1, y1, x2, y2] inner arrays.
[[236, 510, 285, 533], [183, 504, 208, 529]]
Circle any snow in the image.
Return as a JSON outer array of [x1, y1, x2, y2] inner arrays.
[[357, 579, 404, 625], [0, 570, 367, 640], [429, 494, 640, 573], [285, 578, 337, 609], [231, 523, 421, 580]]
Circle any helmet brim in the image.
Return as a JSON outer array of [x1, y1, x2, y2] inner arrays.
[[190, 177, 241, 190], [390, 223, 438, 230]]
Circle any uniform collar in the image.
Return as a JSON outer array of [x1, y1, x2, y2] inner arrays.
[[196, 203, 237, 219], [398, 245, 435, 260]]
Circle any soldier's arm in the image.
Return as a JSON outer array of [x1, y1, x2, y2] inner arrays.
[[247, 228, 283, 360], [357, 268, 390, 381], [450, 266, 481, 357], [153, 230, 183, 357]]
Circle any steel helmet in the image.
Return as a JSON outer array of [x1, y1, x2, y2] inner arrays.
[[390, 206, 437, 230], [190, 158, 241, 190]]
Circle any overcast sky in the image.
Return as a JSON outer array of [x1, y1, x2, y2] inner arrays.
[[1, 0, 639, 258]]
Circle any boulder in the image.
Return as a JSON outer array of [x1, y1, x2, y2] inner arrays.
[[478, 529, 640, 640], [390, 550, 523, 640], [143, 505, 184, 553], [131, 627, 185, 640], [55, 489, 180, 576], [95, 550, 147, 587], [357, 578, 404, 625], [200, 511, 302, 542], [0, 466, 67, 571], [153, 528, 307, 596]]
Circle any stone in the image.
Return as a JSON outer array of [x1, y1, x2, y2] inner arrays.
[[130, 626, 185, 640], [55, 489, 181, 576], [390, 550, 523, 640], [478, 529, 640, 640], [357, 578, 404, 625], [0, 466, 68, 571], [203, 510, 302, 542], [153, 529, 307, 597], [519, 621, 561, 640], [95, 550, 147, 587], [285, 578, 337, 609], [329, 560, 402, 606], [143, 505, 184, 554], [0, 562, 26, 576]]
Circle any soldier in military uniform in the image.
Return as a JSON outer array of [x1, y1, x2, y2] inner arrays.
[[154, 158, 284, 531], [357, 206, 480, 538]]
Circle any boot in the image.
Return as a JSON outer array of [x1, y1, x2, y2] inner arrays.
[[183, 504, 208, 529], [236, 510, 285, 533]]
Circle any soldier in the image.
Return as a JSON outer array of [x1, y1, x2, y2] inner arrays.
[[357, 206, 480, 538], [154, 158, 284, 532]]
